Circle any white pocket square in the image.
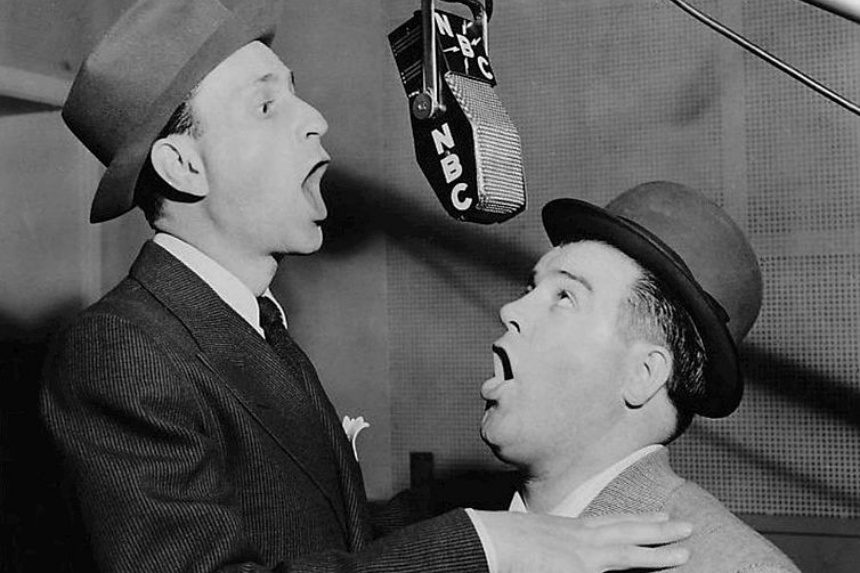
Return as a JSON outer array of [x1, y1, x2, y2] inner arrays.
[[342, 415, 370, 462]]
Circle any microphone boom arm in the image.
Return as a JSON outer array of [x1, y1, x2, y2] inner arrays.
[[667, 0, 860, 118]]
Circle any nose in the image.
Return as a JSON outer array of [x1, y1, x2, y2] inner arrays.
[[301, 97, 329, 139], [499, 298, 522, 333]]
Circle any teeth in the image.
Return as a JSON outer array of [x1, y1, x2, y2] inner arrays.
[[492, 345, 513, 381]]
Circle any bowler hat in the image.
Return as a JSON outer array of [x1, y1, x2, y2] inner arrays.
[[63, 0, 279, 223], [542, 182, 762, 418]]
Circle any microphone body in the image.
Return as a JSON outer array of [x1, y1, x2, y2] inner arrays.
[[389, 9, 526, 224]]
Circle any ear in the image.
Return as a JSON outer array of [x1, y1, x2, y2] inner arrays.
[[149, 134, 208, 198], [623, 343, 672, 409]]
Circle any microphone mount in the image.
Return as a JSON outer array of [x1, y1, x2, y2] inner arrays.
[[414, 0, 493, 120]]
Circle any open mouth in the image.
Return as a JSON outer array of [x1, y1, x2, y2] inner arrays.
[[303, 159, 330, 220], [483, 343, 513, 406], [303, 159, 330, 191], [492, 344, 514, 381], [306, 159, 329, 180]]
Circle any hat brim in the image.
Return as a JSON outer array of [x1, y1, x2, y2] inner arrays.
[[542, 198, 740, 418], [89, 17, 275, 223]]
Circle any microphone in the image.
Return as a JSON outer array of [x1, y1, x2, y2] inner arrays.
[[388, 0, 526, 224]]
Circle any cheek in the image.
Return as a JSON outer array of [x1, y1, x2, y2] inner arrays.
[[206, 128, 281, 178], [519, 355, 600, 427], [201, 139, 258, 197], [524, 339, 580, 386], [482, 390, 576, 464], [501, 381, 564, 434], [253, 155, 310, 213]]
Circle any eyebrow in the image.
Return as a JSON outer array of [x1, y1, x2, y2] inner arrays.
[[559, 270, 593, 292], [531, 268, 593, 292], [252, 71, 295, 89]]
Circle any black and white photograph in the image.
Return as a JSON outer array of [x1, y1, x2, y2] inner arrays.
[[1, 0, 858, 571]]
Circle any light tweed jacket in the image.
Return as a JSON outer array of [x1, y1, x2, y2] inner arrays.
[[580, 448, 801, 573]]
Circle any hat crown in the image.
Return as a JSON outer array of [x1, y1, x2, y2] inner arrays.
[[605, 181, 762, 345], [62, 0, 277, 222], [64, 0, 231, 165]]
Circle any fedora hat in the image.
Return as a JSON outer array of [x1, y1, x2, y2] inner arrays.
[[542, 181, 763, 418], [63, 0, 279, 223]]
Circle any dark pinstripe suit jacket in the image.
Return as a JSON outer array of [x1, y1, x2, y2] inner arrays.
[[41, 241, 487, 573]]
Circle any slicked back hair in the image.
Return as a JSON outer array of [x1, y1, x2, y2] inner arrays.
[[135, 88, 201, 227], [619, 264, 707, 441]]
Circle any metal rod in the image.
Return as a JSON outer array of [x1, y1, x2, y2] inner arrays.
[[479, 4, 489, 55], [421, 0, 438, 109], [667, 0, 860, 118]]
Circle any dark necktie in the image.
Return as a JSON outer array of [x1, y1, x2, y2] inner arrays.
[[256, 297, 370, 551]]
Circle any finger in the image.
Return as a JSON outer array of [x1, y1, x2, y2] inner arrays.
[[588, 520, 693, 546], [582, 512, 670, 528], [600, 544, 691, 571]]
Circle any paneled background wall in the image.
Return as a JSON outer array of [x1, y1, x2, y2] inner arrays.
[[1, 0, 858, 571]]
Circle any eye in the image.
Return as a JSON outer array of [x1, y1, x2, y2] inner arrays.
[[556, 289, 575, 308], [260, 100, 274, 115]]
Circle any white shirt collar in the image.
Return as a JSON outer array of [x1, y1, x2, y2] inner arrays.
[[153, 233, 286, 337], [509, 444, 664, 517]]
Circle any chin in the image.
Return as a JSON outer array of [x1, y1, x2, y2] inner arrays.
[[481, 435, 520, 467], [481, 419, 530, 467], [480, 417, 507, 456], [308, 226, 324, 251], [280, 229, 323, 255], [296, 242, 323, 255]]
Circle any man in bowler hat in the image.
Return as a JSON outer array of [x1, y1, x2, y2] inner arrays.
[[469, 182, 799, 571], [40, 1, 695, 572]]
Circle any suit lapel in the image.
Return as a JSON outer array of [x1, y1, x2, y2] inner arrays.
[[581, 448, 683, 517], [277, 334, 372, 551], [128, 241, 350, 537]]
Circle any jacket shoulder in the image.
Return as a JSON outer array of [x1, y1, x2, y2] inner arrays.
[[59, 275, 197, 356], [666, 481, 800, 572], [42, 275, 202, 402]]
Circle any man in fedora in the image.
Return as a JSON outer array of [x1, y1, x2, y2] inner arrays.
[[40, 1, 696, 572], [468, 182, 799, 571]]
